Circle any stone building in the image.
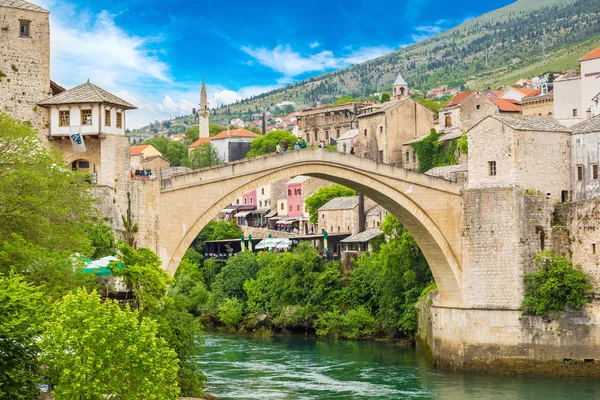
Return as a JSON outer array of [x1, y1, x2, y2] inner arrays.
[[520, 83, 554, 116], [554, 46, 600, 120], [130, 145, 169, 173], [439, 91, 521, 134], [318, 196, 376, 235], [570, 116, 600, 201], [355, 97, 434, 164], [297, 103, 358, 146], [365, 205, 387, 229], [189, 128, 259, 163], [0, 0, 51, 139], [466, 115, 571, 203]]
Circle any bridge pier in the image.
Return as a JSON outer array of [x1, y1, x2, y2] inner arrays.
[[419, 186, 600, 377]]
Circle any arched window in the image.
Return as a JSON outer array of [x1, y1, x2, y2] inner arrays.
[[445, 114, 452, 128], [288, 189, 292, 196], [400, 87, 405, 96], [244, 198, 247, 205], [250, 197, 253, 204], [259, 201, 262, 207]]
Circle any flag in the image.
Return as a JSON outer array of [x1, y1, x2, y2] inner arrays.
[[70, 132, 86, 152]]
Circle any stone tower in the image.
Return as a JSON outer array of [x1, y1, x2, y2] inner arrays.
[[199, 77, 210, 138], [0, 0, 51, 141], [393, 73, 409, 100]]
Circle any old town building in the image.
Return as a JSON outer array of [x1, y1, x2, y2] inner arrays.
[[297, 103, 359, 146], [570, 116, 600, 201], [520, 83, 554, 116], [189, 128, 259, 163], [130, 144, 169, 172]]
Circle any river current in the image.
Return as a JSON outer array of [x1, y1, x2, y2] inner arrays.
[[196, 334, 600, 399]]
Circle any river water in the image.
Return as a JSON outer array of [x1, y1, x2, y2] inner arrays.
[[196, 334, 600, 399]]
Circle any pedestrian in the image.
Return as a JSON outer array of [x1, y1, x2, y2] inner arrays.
[[283, 139, 289, 152], [276, 143, 282, 153], [350, 146, 355, 155], [319, 140, 326, 148], [294, 141, 300, 151]]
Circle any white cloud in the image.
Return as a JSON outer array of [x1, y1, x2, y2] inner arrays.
[[309, 41, 320, 48], [241, 44, 393, 77]]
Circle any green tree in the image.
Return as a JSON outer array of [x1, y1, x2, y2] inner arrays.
[[188, 143, 223, 169], [212, 251, 259, 304], [381, 92, 391, 103], [0, 113, 94, 253], [245, 125, 262, 135], [142, 137, 169, 155], [165, 141, 189, 167], [40, 289, 180, 400], [209, 123, 226, 136], [87, 222, 117, 259], [113, 244, 174, 314], [304, 185, 356, 224], [217, 297, 244, 330], [0, 274, 43, 400], [246, 130, 299, 157], [183, 126, 199, 146], [522, 251, 592, 318], [284, 104, 295, 114]]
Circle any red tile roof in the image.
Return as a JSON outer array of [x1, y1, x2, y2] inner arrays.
[[486, 90, 505, 98], [441, 91, 475, 108], [513, 87, 539, 97], [490, 98, 522, 113], [189, 137, 212, 148], [580, 46, 600, 62], [130, 145, 149, 155], [211, 129, 260, 140]]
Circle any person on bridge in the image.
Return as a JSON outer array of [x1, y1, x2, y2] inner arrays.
[[294, 141, 300, 151], [276, 143, 282, 153], [283, 139, 289, 152], [300, 139, 308, 149], [350, 146, 355, 155]]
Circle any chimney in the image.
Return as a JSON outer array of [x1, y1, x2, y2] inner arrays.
[[358, 193, 365, 233]]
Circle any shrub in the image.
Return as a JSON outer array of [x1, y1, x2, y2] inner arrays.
[[522, 251, 592, 318], [218, 297, 243, 330], [315, 307, 376, 339]]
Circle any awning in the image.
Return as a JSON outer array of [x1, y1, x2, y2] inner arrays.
[[280, 218, 298, 225], [255, 238, 293, 250], [265, 209, 278, 218], [220, 206, 240, 214], [234, 211, 252, 218], [83, 256, 122, 276], [251, 208, 270, 215]]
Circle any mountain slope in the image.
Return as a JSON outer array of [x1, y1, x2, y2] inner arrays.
[[217, 0, 599, 113]]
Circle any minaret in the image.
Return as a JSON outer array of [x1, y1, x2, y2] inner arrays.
[[199, 77, 210, 138], [393, 73, 409, 100]]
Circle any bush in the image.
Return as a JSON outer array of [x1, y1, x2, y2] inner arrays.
[[522, 251, 592, 318], [315, 307, 376, 339], [218, 298, 243, 330]]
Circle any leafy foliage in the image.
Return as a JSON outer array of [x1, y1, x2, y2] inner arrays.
[[246, 130, 299, 157], [0, 274, 43, 399], [188, 143, 223, 169], [458, 132, 468, 156], [217, 297, 244, 330], [380, 92, 391, 103], [40, 289, 180, 400], [334, 96, 357, 105], [315, 307, 376, 339], [522, 251, 592, 318], [87, 222, 117, 259], [411, 130, 458, 173], [0, 113, 94, 253], [212, 251, 259, 304], [304, 184, 357, 224]]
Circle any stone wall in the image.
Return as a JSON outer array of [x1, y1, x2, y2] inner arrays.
[[462, 187, 554, 308], [131, 179, 162, 254], [459, 92, 499, 132], [0, 5, 50, 140], [555, 199, 600, 290], [571, 130, 600, 201], [521, 97, 554, 116]]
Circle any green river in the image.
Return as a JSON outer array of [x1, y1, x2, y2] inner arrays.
[[196, 334, 600, 399]]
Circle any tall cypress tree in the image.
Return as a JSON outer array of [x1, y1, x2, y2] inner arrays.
[[261, 113, 266, 134]]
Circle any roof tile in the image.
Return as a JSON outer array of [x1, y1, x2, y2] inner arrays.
[[489, 115, 571, 132], [441, 91, 475, 108], [580, 46, 600, 62], [0, 0, 48, 12], [38, 81, 136, 109], [319, 196, 359, 211], [489, 98, 522, 112]]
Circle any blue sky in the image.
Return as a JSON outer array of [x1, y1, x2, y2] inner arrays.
[[37, 0, 514, 127]]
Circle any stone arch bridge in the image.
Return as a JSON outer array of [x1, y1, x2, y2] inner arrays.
[[134, 149, 464, 307]]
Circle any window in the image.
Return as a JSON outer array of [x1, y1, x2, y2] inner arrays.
[[593, 243, 597, 255], [59, 110, 70, 127], [289, 205, 292, 212], [577, 165, 583, 181], [280, 203, 284, 210], [259, 201, 262, 207], [297, 188, 301, 196], [325, 130, 329, 140], [297, 205, 300, 211], [364, 129, 367, 137], [489, 161, 497, 176], [250, 197, 253, 204], [406, 151, 410, 162], [19, 20, 30, 38], [116, 112, 122, 129], [336, 128, 340, 138], [105, 109, 111, 126], [322, 214, 324, 219], [445, 114, 452, 128], [412, 152, 416, 162], [236, 199, 240, 204], [244, 198, 247, 205], [337, 226, 340, 233], [81, 109, 92, 126], [379, 126, 383, 133], [593, 164, 598, 180], [573, 109, 578, 117], [261, 188, 265, 195], [476, 104, 481, 110], [288, 189, 292, 196]]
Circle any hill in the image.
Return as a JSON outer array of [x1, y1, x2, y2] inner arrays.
[[134, 0, 600, 134]]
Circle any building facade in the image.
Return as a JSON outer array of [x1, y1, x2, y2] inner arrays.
[[297, 103, 358, 146]]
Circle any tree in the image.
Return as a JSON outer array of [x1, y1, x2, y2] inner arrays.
[[40, 289, 180, 400], [284, 104, 295, 114], [142, 137, 169, 155], [188, 143, 223, 169], [212, 251, 259, 304], [184, 126, 199, 145], [88, 222, 117, 259], [381, 92, 391, 103], [165, 141, 188, 167], [261, 113, 266, 134], [0, 113, 94, 253], [246, 130, 298, 157], [245, 125, 262, 135], [304, 185, 356, 224], [0, 275, 43, 399], [163, 120, 172, 129], [113, 244, 174, 314], [209, 123, 226, 137]]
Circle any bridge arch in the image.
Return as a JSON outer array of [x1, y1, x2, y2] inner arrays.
[[155, 150, 464, 306]]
